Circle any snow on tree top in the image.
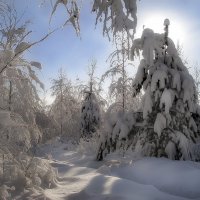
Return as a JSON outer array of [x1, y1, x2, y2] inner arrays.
[[164, 18, 170, 26]]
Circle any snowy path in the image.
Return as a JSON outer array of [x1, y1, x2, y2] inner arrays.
[[35, 142, 200, 200]]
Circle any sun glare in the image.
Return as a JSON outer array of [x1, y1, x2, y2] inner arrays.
[[137, 13, 187, 45]]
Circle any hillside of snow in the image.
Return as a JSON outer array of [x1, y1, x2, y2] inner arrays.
[[14, 139, 200, 200]]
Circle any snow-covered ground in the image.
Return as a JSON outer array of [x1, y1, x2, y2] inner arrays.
[[24, 139, 200, 200]]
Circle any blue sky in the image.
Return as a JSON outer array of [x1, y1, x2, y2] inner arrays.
[[15, 0, 200, 104]]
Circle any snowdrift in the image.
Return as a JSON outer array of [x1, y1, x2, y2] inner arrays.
[[36, 141, 200, 200]]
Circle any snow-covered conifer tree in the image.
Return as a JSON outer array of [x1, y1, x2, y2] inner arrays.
[[97, 19, 200, 161], [81, 60, 101, 139], [81, 92, 100, 138]]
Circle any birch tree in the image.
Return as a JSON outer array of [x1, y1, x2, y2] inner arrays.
[[50, 69, 81, 140]]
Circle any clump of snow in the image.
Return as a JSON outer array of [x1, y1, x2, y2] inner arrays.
[[154, 113, 166, 137], [92, 0, 137, 42], [181, 72, 196, 112], [165, 141, 176, 160], [142, 86, 153, 119], [171, 70, 181, 92], [130, 38, 141, 60], [160, 89, 173, 114], [172, 131, 192, 160], [151, 70, 168, 92], [30, 61, 42, 69], [141, 28, 155, 66], [15, 42, 30, 55]]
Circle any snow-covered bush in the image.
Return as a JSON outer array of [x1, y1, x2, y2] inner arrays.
[[96, 107, 139, 160], [97, 20, 200, 161], [0, 111, 32, 154], [0, 112, 57, 197], [0, 113, 58, 198], [0, 152, 57, 197]]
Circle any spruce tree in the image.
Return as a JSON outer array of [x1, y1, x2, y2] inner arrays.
[[81, 92, 100, 138], [97, 19, 200, 161], [81, 61, 101, 139]]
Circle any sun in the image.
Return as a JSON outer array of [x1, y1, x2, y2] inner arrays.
[[136, 13, 187, 45]]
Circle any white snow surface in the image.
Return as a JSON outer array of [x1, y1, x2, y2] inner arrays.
[[19, 139, 200, 200]]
